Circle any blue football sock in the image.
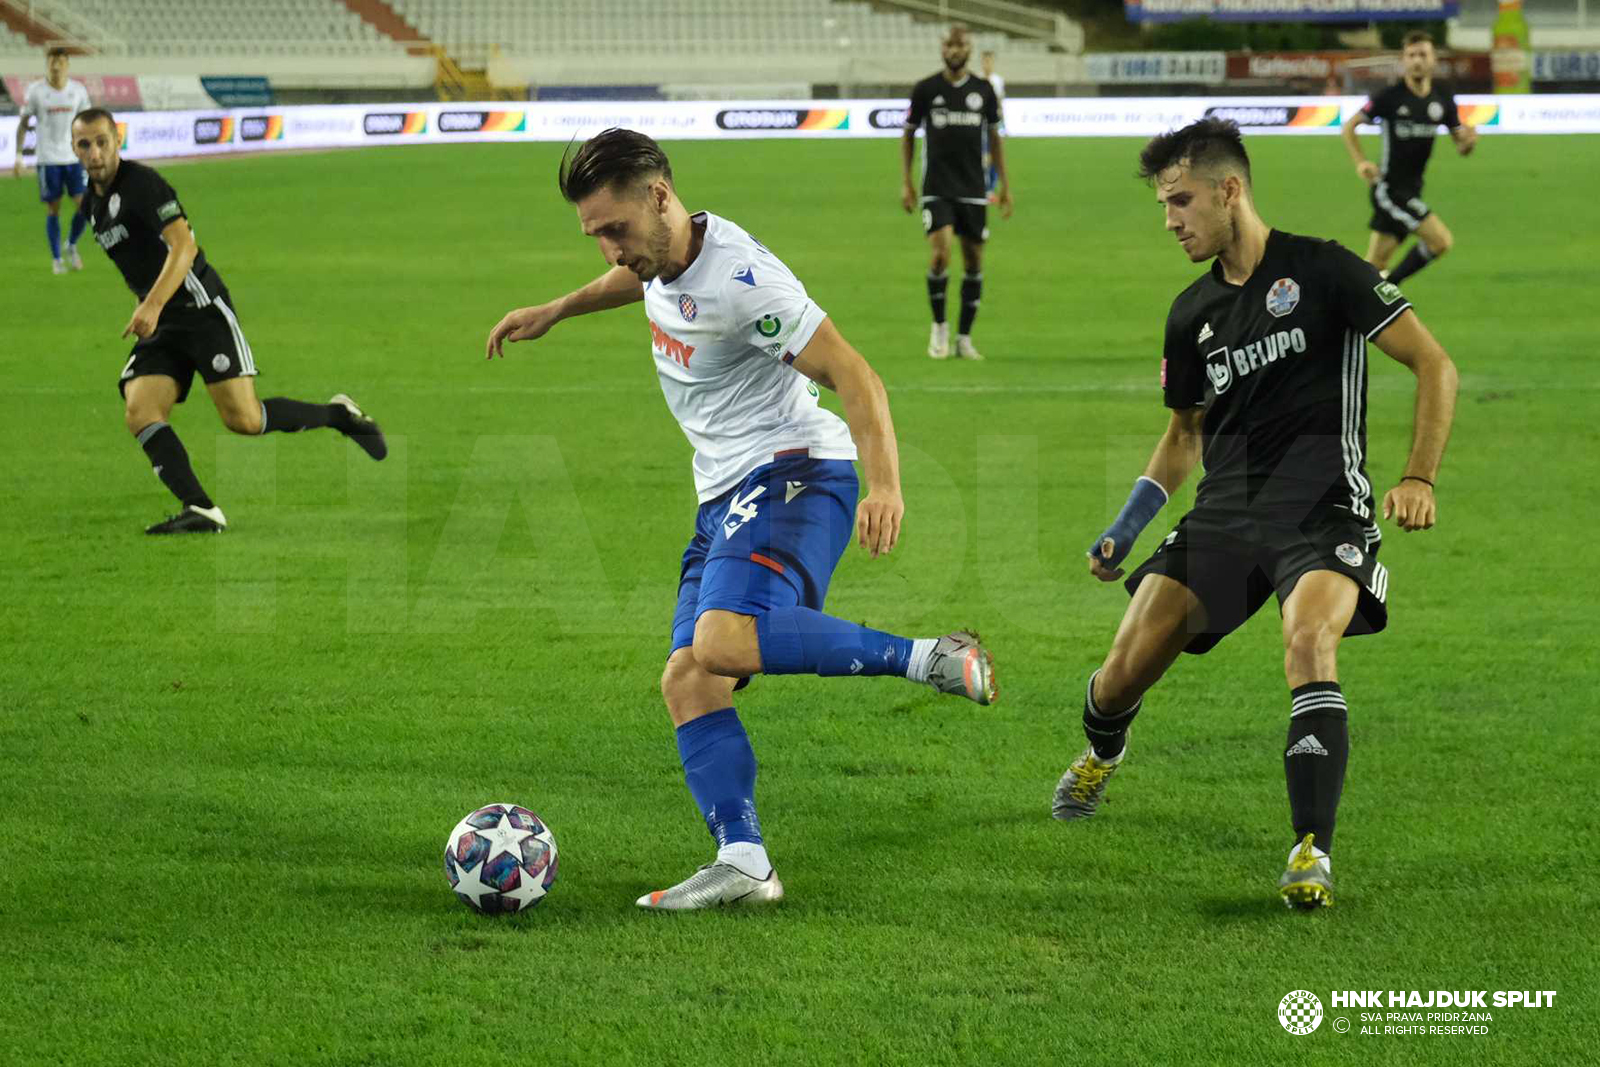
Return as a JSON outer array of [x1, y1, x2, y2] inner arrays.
[[676, 707, 762, 847], [68, 210, 87, 247], [46, 216, 61, 259], [755, 606, 914, 677]]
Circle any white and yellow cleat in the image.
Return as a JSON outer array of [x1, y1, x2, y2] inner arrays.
[[928, 322, 951, 360], [1051, 742, 1125, 820], [1278, 833, 1334, 909], [955, 335, 985, 361], [636, 862, 784, 911]]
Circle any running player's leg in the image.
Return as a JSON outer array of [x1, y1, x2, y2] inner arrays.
[[1363, 231, 1401, 272], [924, 205, 954, 358], [1388, 212, 1452, 285], [955, 226, 986, 360], [694, 458, 995, 703], [199, 301, 386, 457], [41, 169, 65, 271], [1051, 573, 1205, 819], [124, 371, 222, 529], [1276, 569, 1359, 907], [64, 171, 88, 266], [1057, 508, 1273, 819], [639, 524, 782, 910]]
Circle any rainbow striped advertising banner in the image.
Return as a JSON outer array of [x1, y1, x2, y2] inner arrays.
[[4, 95, 1590, 170]]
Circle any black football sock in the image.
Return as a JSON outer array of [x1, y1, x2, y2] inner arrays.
[[1083, 670, 1140, 760], [926, 270, 949, 324], [957, 272, 983, 336], [1386, 242, 1435, 284], [1285, 682, 1350, 854], [261, 397, 342, 433], [136, 422, 214, 510]]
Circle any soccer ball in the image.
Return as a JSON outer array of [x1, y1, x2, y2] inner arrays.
[[444, 803, 559, 914]]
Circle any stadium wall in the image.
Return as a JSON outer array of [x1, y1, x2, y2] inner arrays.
[[4, 95, 1598, 166]]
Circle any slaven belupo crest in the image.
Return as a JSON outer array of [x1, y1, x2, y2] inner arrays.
[[1265, 277, 1300, 318], [679, 294, 698, 322]]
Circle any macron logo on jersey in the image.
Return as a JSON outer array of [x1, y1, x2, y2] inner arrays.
[[648, 318, 695, 369]]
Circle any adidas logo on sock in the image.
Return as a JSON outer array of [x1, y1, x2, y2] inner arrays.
[[1286, 734, 1329, 757]]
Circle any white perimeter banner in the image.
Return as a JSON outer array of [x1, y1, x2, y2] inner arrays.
[[7, 95, 1597, 166]]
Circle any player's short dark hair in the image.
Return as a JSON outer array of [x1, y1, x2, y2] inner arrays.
[[46, 46, 70, 59], [558, 128, 673, 204], [1402, 30, 1434, 49], [1137, 117, 1252, 187], [73, 107, 117, 134]]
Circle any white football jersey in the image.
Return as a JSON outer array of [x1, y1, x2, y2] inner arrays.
[[643, 212, 857, 502], [23, 79, 92, 165]]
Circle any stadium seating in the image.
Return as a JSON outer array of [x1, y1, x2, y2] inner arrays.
[[23, 0, 408, 57], [388, 0, 1053, 70], [0, 25, 34, 55]]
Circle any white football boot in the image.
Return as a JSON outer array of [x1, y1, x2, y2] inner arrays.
[[636, 862, 784, 911]]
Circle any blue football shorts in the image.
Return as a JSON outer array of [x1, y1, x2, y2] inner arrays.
[[38, 162, 87, 203], [669, 453, 858, 655]]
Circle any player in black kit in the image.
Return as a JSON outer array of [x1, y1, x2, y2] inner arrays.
[[70, 109, 386, 534], [1340, 31, 1477, 285], [900, 24, 1011, 361], [1051, 119, 1459, 909]]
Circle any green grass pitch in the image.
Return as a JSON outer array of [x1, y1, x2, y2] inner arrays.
[[1, 131, 1595, 1065]]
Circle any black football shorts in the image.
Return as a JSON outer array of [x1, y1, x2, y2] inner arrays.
[[1124, 505, 1389, 654], [921, 197, 988, 243], [1368, 182, 1431, 239], [117, 290, 257, 403]]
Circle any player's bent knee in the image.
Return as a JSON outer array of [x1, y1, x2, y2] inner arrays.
[[125, 407, 161, 436], [689, 635, 741, 679], [222, 406, 263, 435], [1283, 623, 1341, 676], [660, 651, 734, 720]]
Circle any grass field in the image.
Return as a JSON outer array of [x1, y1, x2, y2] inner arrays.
[[1, 130, 1596, 1066]]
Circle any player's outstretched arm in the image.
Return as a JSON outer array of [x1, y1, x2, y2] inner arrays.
[[1341, 112, 1378, 186], [1087, 406, 1204, 582], [485, 264, 643, 358], [123, 218, 198, 340], [788, 319, 902, 559], [1372, 309, 1458, 532]]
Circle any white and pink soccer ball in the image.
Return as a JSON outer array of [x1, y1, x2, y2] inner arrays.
[[444, 803, 559, 914]]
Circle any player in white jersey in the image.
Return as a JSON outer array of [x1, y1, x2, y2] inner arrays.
[[15, 48, 93, 274], [980, 50, 1006, 200], [486, 128, 999, 911]]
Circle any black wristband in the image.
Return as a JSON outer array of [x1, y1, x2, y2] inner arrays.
[[1402, 475, 1434, 488]]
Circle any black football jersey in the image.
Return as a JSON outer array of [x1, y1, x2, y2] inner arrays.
[[1161, 230, 1414, 523], [904, 72, 1001, 201], [83, 159, 226, 309], [1360, 80, 1461, 190]]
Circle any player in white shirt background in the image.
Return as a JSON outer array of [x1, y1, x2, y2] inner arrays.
[[980, 50, 1006, 200], [14, 48, 94, 274], [486, 128, 998, 911]]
